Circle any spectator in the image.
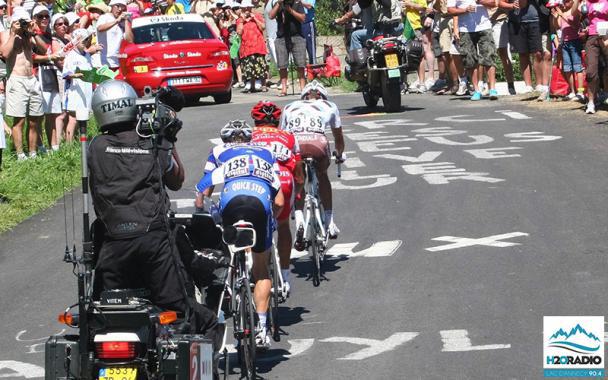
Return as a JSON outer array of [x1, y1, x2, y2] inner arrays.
[[0, 0, 8, 31], [403, 0, 433, 93], [269, 0, 307, 95], [165, 0, 185, 14], [191, 0, 221, 35], [83, 3, 108, 68], [126, 0, 145, 18], [0, 0, 9, 161], [0, 119, 10, 169], [0, 7, 46, 160], [430, 0, 460, 94], [339, 0, 373, 50], [237, 0, 268, 92], [62, 28, 96, 140], [301, 0, 315, 64], [551, 0, 585, 101], [491, 1, 516, 94], [264, 0, 277, 62], [33, 5, 63, 153], [582, 0, 608, 114], [65, 12, 80, 32], [448, 0, 499, 100], [371, 0, 404, 37], [97, 0, 134, 70], [50, 13, 68, 149]]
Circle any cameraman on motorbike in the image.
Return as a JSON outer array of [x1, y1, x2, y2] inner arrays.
[[347, 0, 403, 49], [87, 80, 221, 367]]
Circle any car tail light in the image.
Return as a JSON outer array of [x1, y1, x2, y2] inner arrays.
[[211, 50, 229, 58], [95, 342, 137, 360], [130, 56, 155, 63]]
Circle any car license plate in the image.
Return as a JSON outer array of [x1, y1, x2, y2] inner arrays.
[[98, 367, 137, 380], [168, 77, 202, 86], [388, 69, 401, 78], [385, 54, 399, 68]]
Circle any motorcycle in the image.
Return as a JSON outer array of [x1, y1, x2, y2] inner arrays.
[[344, 27, 423, 112]]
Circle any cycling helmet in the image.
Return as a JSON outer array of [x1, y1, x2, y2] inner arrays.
[[301, 80, 328, 100], [220, 120, 253, 143], [251, 100, 281, 125], [91, 80, 138, 131]]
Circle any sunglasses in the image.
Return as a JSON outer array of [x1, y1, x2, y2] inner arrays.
[[0, 6, 7, 9], [36, 14, 50, 19], [54, 22, 66, 27]]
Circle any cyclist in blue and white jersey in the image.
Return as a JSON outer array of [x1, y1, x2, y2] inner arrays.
[[195, 120, 284, 349]]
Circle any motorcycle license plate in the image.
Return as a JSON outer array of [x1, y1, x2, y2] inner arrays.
[[388, 69, 401, 78], [385, 54, 399, 68], [98, 367, 137, 380]]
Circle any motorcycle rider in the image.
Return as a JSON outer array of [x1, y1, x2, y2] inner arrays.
[[88, 80, 221, 366], [195, 120, 285, 349], [348, 0, 403, 49], [280, 80, 344, 249], [334, 0, 374, 50]]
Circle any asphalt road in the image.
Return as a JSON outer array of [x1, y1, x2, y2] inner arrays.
[[1, 91, 608, 379]]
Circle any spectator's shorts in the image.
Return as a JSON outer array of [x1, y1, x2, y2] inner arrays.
[[42, 90, 62, 114], [241, 53, 269, 80], [65, 83, 93, 121], [541, 32, 552, 54], [275, 35, 307, 69], [459, 29, 497, 69], [222, 194, 272, 253], [585, 35, 608, 85], [432, 17, 453, 57], [562, 39, 584, 73], [295, 132, 330, 171], [492, 19, 509, 49], [509, 21, 542, 54], [276, 165, 294, 221], [6, 75, 44, 118]]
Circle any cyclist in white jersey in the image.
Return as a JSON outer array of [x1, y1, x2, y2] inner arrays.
[[280, 80, 345, 249]]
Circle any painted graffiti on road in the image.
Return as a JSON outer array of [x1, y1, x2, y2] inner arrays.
[[426, 232, 529, 252]]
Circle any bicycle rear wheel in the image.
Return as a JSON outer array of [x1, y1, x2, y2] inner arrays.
[[308, 212, 321, 287], [237, 283, 256, 379], [268, 249, 281, 342]]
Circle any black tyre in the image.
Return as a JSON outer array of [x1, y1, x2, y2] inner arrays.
[[309, 216, 321, 287], [381, 77, 401, 112], [213, 90, 232, 104], [237, 284, 256, 379], [268, 250, 281, 342], [184, 95, 200, 106], [362, 90, 378, 108]]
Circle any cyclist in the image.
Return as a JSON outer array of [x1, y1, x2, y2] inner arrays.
[[195, 120, 284, 349], [250, 100, 303, 297], [280, 80, 345, 250]]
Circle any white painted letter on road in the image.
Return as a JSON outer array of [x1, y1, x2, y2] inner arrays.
[[320, 332, 419, 360], [354, 119, 427, 130], [425, 135, 494, 146], [291, 240, 402, 260], [440, 330, 511, 352], [504, 132, 562, 143], [0, 361, 45, 378], [402, 163, 504, 185], [464, 147, 523, 159], [426, 232, 529, 252], [332, 170, 397, 190]]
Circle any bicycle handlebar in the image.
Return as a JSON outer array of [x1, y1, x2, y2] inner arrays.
[[333, 151, 344, 178]]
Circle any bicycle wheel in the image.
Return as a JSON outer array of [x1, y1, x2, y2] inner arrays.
[[268, 249, 281, 342], [237, 283, 256, 379], [308, 209, 321, 287]]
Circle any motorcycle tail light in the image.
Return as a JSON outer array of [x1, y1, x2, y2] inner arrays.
[[96, 342, 137, 360], [158, 311, 178, 325], [58, 312, 79, 327]]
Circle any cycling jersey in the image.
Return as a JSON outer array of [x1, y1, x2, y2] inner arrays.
[[252, 126, 301, 221], [280, 99, 342, 135]]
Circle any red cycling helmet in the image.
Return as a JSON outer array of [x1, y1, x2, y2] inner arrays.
[[251, 101, 281, 126]]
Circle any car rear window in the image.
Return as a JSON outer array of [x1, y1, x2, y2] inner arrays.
[[134, 22, 214, 44]]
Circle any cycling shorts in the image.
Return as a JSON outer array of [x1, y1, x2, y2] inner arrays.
[[221, 195, 272, 253], [295, 133, 330, 171], [277, 166, 294, 221]]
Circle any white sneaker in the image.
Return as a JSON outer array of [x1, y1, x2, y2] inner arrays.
[[424, 78, 436, 91], [586, 102, 596, 114], [535, 84, 544, 92], [408, 80, 420, 91], [576, 93, 586, 103], [417, 84, 428, 93], [327, 221, 340, 239], [255, 323, 271, 350], [28, 152, 37, 159], [283, 281, 291, 298], [17, 153, 28, 161], [455, 81, 468, 96], [478, 81, 489, 96], [522, 85, 534, 94], [566, 92, 576, 100]]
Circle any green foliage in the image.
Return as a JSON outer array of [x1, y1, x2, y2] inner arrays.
[[494, 53, 523, 82], [0, 119, 99, 233], [315, 0, 344, 36]]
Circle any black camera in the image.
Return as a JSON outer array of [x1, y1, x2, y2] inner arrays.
[[137, 86, 185, 143], [18, 19, 31, 36]]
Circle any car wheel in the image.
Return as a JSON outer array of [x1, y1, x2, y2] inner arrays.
[[213, 90, 232, 104], [185, 95, 201, 106]]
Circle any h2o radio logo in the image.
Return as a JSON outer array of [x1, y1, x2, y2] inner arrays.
[[544, 316, 604, 378]]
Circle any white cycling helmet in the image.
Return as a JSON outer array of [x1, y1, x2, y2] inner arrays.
[[220, 120, 253, 143], [91, 80, 138, 131], [301, 80, 328, 100]]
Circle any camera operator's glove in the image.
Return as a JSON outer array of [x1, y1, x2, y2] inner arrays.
[[163, 118, 182, 143]]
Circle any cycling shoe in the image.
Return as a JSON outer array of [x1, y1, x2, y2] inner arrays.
[[294, 224, 305, 251], [327, 221, 340, 239]]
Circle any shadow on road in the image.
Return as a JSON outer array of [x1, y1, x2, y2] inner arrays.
[[290, 254, 349, 285], [344, 105, 424, 115]]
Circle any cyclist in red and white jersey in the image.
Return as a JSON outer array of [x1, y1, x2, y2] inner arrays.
[[280, 80, 345, 249], [251, 100, 303, 296]]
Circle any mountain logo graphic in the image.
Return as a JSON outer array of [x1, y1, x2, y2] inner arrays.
[[549, 324, 602, 353]]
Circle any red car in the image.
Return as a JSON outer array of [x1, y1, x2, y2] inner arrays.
[[119, 14, 233, 104]]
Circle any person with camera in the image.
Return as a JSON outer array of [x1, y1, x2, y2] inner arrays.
[[269, 0, 307, 96], [88, 80, 221, 374], [97, 0, 134, 70], [0, 7, 46, 160]]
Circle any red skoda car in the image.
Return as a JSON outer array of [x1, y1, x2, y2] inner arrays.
[[119, 14, 233, 104]]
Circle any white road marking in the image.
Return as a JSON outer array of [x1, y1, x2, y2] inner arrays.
[[412, 127, 467, 137], [332, 170, 397, 190], [291, 240, 402, 260], [464, 147, 523, 159], [354, 119, 427, 130], [320, 332, 419, 360], [426, 232, 529, 252], [435, 115, 506, 123], [504, 132, 562, 143], [209, 138, 222, 145], [173, 198, 194, 209], [440, 330, 511, 352], [0, 361, 44, 378], [223, 339, 315, 362], [346, 131, 416, 141], [424, 135, 494, 146], [402, 163, 505, 184], [495, 110, 531, 119], [343, 151, 365, 168], [356, 140, 414, 152], [375, 152, 442, 163]]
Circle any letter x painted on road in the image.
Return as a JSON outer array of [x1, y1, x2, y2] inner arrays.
[[425, 232, 529, 252]]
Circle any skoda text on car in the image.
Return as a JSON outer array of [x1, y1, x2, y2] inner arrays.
[[119, 14, 233, 104]]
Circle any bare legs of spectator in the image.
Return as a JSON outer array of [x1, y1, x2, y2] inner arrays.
[[65, 112, 78, 143], [519, 53, 534, 88], [44, 112, 64, 151], [540, 49, 551, 88], [497, 47, 515, 93], [532, 51, 545, 89], [420, 30, 435, 88], [279, 67, 305, 95], [12, 117, 41, 158]]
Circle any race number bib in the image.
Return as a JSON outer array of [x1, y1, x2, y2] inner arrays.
[[288, 112, 324, 134], [269, 141, 292, 162], [252, 156, 274, 183], [223, 154, 249, 179]]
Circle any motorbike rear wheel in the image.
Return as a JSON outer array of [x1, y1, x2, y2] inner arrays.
[[362, 90, 378, 108], [381, 78, 401, 112]]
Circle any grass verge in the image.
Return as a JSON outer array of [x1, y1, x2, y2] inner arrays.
[[0, 119, 98, 233]]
